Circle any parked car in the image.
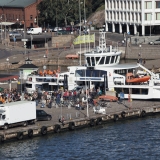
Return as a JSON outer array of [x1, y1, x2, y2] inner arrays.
[[36, 110, 52, 121], [9, 31, 22, 37], [149, 39, 160, 45], [57, 30, 70, 35]]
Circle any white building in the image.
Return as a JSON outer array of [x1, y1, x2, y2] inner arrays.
[[105, 0, 160, 35]]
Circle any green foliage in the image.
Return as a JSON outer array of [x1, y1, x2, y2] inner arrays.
[[37, 0, 104, 27], [96, 4, 105, 12]]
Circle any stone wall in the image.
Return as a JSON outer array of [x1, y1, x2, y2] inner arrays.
[[52, 35, 76, 48]]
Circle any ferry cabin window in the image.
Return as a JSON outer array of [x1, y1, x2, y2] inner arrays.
[[26, 83, 32, 88], [105, 56, 110, 64], [96, 57, 100, 65], [111, 56, 115, 64], [76, 70, 84, 77], [99, 57, 105, 65], [115, 69, 127, 75], [115, 56, 118, 63], [51, 78, 57, 82], [100, 71, 107, 77], [86, 57, 91, 66], [91, 57, 95, 66]]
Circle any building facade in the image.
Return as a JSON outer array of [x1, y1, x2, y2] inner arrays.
[[0, 0, 41, 28], [105, 0, 160, 35]]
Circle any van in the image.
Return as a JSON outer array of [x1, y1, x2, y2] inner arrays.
[[27, 27, 42, 35]]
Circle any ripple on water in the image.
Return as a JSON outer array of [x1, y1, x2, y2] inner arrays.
[[1, 115, 160, 159]]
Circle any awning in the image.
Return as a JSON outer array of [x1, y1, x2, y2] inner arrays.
[[0, 22, 15, 26]]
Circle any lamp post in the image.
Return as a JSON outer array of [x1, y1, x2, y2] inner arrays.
[[30, 34, 33, 49], [45, 30, 46, 48], [85, 66, 89, 117], [1, 14, 6, 42], [43, 54, 46, 64], [79, 0, 82, 66], [139, 44, 142, 59], [6, 57, 9, 73], [150, 13, 152, 37], [17, 19, 19, 30]]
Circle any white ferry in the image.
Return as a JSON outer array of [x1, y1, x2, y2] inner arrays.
[[25, 30, 160, 100]]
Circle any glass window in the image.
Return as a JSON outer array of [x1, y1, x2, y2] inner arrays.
[[156, 13, 160, 20], [100, 71, 107, 77], [105, 56, 110, 64], [76, 70, 84, 77], [99, 57, 105, 65], [95, 57, 100, 65], [145, 1, 152, 9], [145, 13, 152, 20], [30, 15, 33, 20], [155, 1, 160, 8], [94, 70, 99, 77], [86, 57, 91, 66], [26, 83, 32, 88], [86, 70, 91, 77], [91, 57, 95, 66], [115, 55, 118, 63], [111, 56, 115, 63]]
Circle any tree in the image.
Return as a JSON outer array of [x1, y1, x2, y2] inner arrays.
[[37, 0, 104, 27]]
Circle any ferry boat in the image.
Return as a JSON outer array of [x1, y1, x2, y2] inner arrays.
[[25, 73, 64, 93], [25, 30, 160, 100]]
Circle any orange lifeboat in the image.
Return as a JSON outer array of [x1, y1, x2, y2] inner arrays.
[[39, 70, 43, 76], [126, 73, 150, 83]]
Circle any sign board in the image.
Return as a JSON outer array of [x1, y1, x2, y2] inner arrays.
[[70, 22, 74, 26], [120, 92, 124, 100], [21, 39, 28, 42]]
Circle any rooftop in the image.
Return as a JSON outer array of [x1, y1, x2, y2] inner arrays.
[[0, 0, 37, 8]]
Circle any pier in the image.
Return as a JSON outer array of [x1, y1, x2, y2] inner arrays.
[[0, 100, 160, 142]]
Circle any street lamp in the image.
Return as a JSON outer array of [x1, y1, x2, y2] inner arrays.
[[79, 0, 82, 66], [45, 30, 46, 48], [139, 44, 142, 59], [43, 54, 46, 64], [6, 57, 9, 73], [1, 14, 6, 42]]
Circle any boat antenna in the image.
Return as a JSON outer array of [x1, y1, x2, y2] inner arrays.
[[98, 29, 107, 53]]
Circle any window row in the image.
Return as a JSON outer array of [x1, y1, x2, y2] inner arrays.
[[106, 0, 141, 10], [145, 13, 160, 21], [106, 12, 142, 21], [76, 70, 107, 78], [145, 1, 160, 9]]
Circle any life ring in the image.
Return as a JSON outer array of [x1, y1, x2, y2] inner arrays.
[[17, 132, 23, 140], [28, 129, 33, 138], [96, 117, 102, 125], [90, 119, 95, 127], [54, 124, 61, 133], [140, 110, 146, 117], [41, 126, 47, 135], [113, 114, 119, 122], [121, 111, 126, 118], [68, 122, 75, 130]]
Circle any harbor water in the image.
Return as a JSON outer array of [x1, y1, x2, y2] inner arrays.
[[1, 115, 160, 160]]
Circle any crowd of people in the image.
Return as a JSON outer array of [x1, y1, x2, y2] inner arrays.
[[0, 87, 103, 109]]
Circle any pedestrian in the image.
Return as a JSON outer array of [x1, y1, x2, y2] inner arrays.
[[143, 59, 146, 65]]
